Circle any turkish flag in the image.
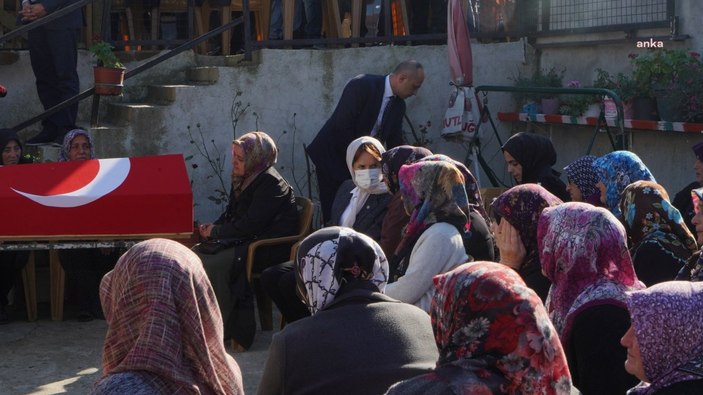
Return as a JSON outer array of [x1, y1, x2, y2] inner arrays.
[[0, 154, 193, 238]]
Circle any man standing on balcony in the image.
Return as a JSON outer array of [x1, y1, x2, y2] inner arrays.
[[307, 60, 424, 223], [20, 0, 82, 145]]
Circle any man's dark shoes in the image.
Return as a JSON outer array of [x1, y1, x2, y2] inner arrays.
[[26, 129, 57, 145]]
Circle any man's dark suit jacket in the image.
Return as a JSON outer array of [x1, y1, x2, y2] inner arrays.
[[306, 74, 406, 187]]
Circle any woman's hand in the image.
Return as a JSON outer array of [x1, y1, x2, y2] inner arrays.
[[199, 223, 214, 239], [495, 219, 526, 270]]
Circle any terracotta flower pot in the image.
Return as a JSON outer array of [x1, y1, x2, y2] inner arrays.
[[93, 66, 126, 96]]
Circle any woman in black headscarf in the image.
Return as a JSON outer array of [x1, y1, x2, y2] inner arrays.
[[501, 132, 570, 202]]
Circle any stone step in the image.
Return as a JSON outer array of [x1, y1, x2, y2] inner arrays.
[[105, 102, 169, 126], [186, 66, 220, 85]]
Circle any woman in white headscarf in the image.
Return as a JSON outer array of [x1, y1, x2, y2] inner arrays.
[[328, 136, 391, 241]]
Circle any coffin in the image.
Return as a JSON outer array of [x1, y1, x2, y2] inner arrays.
[[0, 154, 193, 239]]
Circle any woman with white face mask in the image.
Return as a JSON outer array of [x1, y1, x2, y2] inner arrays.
[[329, 136, 391, 241]]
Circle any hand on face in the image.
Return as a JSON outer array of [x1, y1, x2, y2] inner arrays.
[[492, 219, 526, 270]]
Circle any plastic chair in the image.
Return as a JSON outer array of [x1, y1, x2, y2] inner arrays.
[[245, 196, 313, 330]]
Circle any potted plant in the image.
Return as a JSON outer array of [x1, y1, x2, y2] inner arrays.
[[89, 40, 126, 96], [510, 67, 564, 115], [630, 49, 703, 121], [559, 80, 600, 117], [593, 69, 638, 119]]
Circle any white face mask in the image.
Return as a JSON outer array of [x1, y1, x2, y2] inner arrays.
[[354, 168, 382, 190]]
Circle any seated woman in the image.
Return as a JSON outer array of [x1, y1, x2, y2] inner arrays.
[[58, 129, 121, 322], [196, 131, 298, 352], [386, 261, 573, 395], [622, 281, 703, 394], [619, 181, 697, 285], [329, 136, 391, 239], [92, 239, 243, 395], [421, 154, 495, 261], [384, 160, 469, 310], [593, 150, 656, 216], [672, 141, 703, 234], [564, 155, 602, 205], [489, 184, 562, 301], [0, 129, 32, 324], [257, 227, 438, 395], [380, 145, 432, 256], [539, 202, 643, 395], [261, 136, 391, 324], [678, 187, 703, 281], [501, 132, 570, 201]]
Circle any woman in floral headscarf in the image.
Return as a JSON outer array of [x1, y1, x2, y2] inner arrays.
[[621, 281, 703, 394], [386, 261, 573, 395], [258, 227, 438, 395], [93, 239, 243, 395], [379, 145, 433, 256], [489, 184, 562, 301], [593, 150, 656, 216], [59, 128, 95, 162], [539, 202, 644, 395], [619, 181, 697, 285], [195, 131, 298, 352], [563, 155, 602, 205], [384, 160, 470, 311]]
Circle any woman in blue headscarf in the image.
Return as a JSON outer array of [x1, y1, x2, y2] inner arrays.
[[593, 150, 656, 216]]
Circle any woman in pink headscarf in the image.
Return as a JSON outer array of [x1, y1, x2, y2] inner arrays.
[[539, 202, 644, 395], [93, 238, 243, 395]]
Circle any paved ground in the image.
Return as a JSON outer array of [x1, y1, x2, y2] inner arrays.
[[0, 303, 278, 394]]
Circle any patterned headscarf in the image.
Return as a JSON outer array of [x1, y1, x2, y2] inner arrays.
[[678, 188, 703, 281], [502, 132, 559, 183], [619, 181, 697, 258], [422, 153, 490, 225], [392, 160, 470, 279], [538, 202, 644, 344], [593, 151, 656, 216], [295, 226, 389, 315], [59, 128, 95, 162], [231, 131, 277, 192], [99, 239, 243, 395], [626, 281, 703, 395], [380, 145, 432, 194], [430, 261, 573, 395], [563, 155, 599, 201], [490, 184, 563, 271]]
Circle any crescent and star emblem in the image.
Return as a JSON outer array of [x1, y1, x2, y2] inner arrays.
[[11, 158, 131, 208]]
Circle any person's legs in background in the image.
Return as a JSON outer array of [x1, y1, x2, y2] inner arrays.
[[302, 0, 322, 38], [261, 261, 310, 324]]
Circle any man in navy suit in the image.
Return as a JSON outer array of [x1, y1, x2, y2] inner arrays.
[[306, 60, 424, 223], [21, 0, 82, 145]]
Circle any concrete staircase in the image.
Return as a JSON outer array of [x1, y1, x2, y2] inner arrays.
[[25, 53, 244, 162]]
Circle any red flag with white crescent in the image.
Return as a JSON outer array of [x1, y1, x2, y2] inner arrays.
[[0, 154, 193, 238]]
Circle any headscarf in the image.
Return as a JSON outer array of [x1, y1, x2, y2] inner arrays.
[[490, 184, 562, 271], [430, 261, 573, 395], [231, 131, 277, 193], [678, 187, 703, 281], [392, 160, 470, 279], [538, 202, 644, 345], [692, 141, 703, 162], [626, 281, 703, 394], [340, 136, 388, 228], [295, 226, 389, 315], [592, 151, 656, 216], [99, 239, 243, 395], [563, 155, 599, 201], [59, 128, 95, 162], [380, 145, 432, 195], [0, 128, 29, 165], [421, 153, 490, 225], [501, 132, 559, 183], [619, 181, 697, 259]]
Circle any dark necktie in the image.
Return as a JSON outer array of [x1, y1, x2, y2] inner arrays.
[[378, 96, 397, 143]]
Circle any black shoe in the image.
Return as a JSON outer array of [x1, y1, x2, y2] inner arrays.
[[77, 310, 94, 322], [0, 304, 10, 325], [26, 128, 58, 145]]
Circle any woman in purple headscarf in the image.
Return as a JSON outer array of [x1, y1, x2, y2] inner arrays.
[[563, 155, 602, 205], [622, 280, 703, 394], [539, 202, 644, 394]]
